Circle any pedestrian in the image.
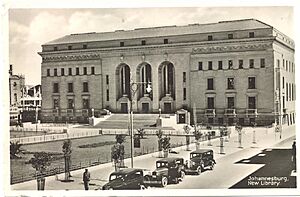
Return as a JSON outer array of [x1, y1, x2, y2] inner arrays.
[[292, 141, 296, 172], [83, 168, 90, 190]]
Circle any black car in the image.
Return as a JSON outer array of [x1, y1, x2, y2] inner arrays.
[[102, 168, 150, 190], [144, 157, 185, 187], [185, 149, 216, 175]]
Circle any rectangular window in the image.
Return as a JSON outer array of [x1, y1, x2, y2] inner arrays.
[[228, 34, 233, 39], [120, 42, 124, 47], [283, 59, 285, 68], [68, 68, 72, 76], [208, 61, 213, 70], [53, 83, 59, 93], [54, 68, 57, 76], [207, 97, 214, 109], [208, 35, 213, 41], [248, 97, 256, 109], [227, 78, 235, 89], [106, 75, 109, 84], [239, 60, 243, 69], [249, 32, 255, 38], [76, 67, 79, 75], [68, 83, 73, 93], [164, 39, 168, 44], [141, 40, 146, 45], [286, 60, 288, 71], [53, 99, 59, 109], [83, 82, 89, 92], [61, 68, 64, 76], [68, 99, 74, 109], [227, 97, 235, 109], [83, 44, 87, 49], [183, 72, 186, 83], [106, 89, 109, 101], [249, 59, 254, 68], [283, 77, 285, 89], [54, 46, 58, 51], [248, 77, 256, 89], [277, 59, 280, 68], [83, 67, 87, 75], [68, 46, 72, 50], [47, 69, 50, 76], [283, 96, 285, 109], [207, 78, 214, 90], [91, 67, 95, 75], [183, 88, 186, 100], [208, 117, 214, 124], [218, 61, 223, 70], [82, 98, 90, 109], [260, 58, 265, 68], [286, 83, 288, 101], [198, 62, 203, 70], [228, 60, 233, 69]]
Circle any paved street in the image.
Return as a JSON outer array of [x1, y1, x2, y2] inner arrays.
[[11, 125, 295, 190]]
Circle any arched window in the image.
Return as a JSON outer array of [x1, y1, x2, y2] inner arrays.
[[137, 63, 152, 98], [159, 62, 175, 99], [116, 64, 131, 99]]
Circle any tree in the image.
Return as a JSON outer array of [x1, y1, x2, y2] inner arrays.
[[62, 139, 72, 181], [194, 127, 203, 150], [111, 134, 126, 171], [28, 152, 52, 190], [156, 129, 163, 157], [161, 136, 171, 158], [10, 141, 24, 159], [137, 128, 145, 139]]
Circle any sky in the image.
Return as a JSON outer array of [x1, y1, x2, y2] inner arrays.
[[8, 7, 294, 85]]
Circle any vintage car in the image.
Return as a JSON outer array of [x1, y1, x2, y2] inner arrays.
[[102, 168, 151, 190], [144, 157, 185, 187], [185, 149, 216, 175]]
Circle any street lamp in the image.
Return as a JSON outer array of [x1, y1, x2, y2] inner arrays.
[[129, 81, 152, 168], [252, 122, 257, 144], [236, 124, 243, 148]]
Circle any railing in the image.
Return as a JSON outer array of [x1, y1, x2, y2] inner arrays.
[[225, 109, 236, 116], [246, 109, 258, 117], [205, 109, 216, 117]]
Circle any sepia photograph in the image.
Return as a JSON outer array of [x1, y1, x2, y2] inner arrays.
[[2, 1, 299, 196]]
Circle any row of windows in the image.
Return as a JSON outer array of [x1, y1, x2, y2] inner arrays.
[[53, 98, 90, 109], [47, 67, 95, 77], [53, 82, 89, 93], [52, 32, 257, 51], [206, 96, 256, 109], [282, 59, 295, 73], [198, 58, 265, 71], [207, 77, 256, 90], [285, 82, 296, 102]]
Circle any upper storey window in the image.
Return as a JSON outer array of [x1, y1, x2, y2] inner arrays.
[[208, 35, 213, 41], [68, 46, 72, 50], [83, 44, 87, 49], [141, 40, 146, 45], [228, 34, 233, 39], [54, 46, 58, 51], [120, 42, 124, 47], [164, 39, 169, 44], [249, 32, 255, 38]]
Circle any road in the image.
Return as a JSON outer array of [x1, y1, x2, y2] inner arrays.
[[165, 136, 296, 189]]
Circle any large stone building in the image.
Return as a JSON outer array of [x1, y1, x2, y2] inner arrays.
[[39, 19, 295, 126]]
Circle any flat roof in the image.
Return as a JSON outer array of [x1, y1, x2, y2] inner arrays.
[[191, 149, 213, 154], [44, 19, 271, 45]]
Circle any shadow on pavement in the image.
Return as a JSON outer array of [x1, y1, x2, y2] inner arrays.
[[230, 148, 296, 188]]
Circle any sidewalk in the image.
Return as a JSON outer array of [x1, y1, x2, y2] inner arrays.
[[11, 125, 295, 190]]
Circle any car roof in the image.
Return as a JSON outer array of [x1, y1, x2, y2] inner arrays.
[[191, 149, 213, 154], [110, 168, 142, 175], [157, 157, 183, 162]]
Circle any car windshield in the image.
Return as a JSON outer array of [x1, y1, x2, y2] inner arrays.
[[156, 161, 168, 168], [191, 153, 202, 159], [109, 174, 125, 181]]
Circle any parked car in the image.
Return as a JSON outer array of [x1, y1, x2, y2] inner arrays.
[[185, 149, 216, 175], [102, 168, 151, 190], [144, 157, 185, 187]]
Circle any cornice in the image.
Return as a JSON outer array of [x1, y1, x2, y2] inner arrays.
[[41, 53, 101, 63]]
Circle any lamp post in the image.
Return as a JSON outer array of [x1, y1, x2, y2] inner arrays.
[[252, 122, 257, 144], [35, 104, 38, 133], [236, 124, 243, 148], [129, 82, 152, 168]]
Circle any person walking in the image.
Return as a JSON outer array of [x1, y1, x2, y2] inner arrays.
[[83, 169, 91, 190], [292, 141, 296, 172]]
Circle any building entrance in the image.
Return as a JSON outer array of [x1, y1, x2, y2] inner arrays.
[[121, 103, 128, 113], [164, 103, 172, 113], [141, 103, 149, 113]]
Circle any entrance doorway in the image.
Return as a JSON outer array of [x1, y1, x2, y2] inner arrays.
[[121, 103, 128, 113], [178, 114, 186, 124], [141, 103, 149, 113], [164, 103, 172, 113]]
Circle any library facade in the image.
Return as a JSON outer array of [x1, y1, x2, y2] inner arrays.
[[39, 19, 295, 126]]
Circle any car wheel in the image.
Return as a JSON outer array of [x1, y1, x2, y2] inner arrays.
[[161, 176, 168, 187], [140, 185, 146, 190], [210, 162, 215, 170], [174, 177, 179, 184], [197, 166, 202, 175], [180, 171, 185, 181]]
